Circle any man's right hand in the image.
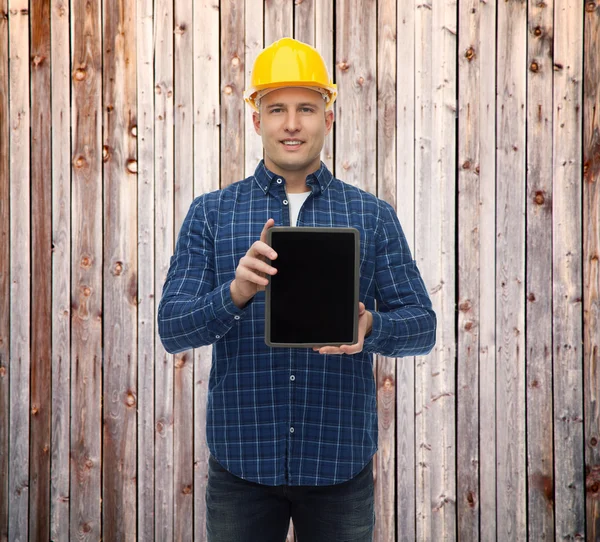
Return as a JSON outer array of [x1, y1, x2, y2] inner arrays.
[[230, 218, 278, 308]]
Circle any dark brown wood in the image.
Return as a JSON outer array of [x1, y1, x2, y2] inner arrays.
[[0, 0, 9, 537], [583, 2, 600, 540], [526, 0, 555, 539], [220, 0, 245, 186], [102, 0, 138, 539], [29, 0, 52, 539], [70, 0, 103, 537]]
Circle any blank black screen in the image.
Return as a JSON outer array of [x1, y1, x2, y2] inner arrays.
[[267, 229, 357, 346]]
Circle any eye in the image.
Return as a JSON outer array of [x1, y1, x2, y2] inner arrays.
[[269, 107, 284, 114], [299, 107, 315, 113]]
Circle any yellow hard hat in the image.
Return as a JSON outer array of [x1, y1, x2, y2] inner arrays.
[[244, 38, 337, 111]]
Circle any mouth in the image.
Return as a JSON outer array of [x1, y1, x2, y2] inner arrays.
[[280, 139, 304, 150]]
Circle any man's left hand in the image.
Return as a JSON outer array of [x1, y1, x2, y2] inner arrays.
[[313, 302, 373, 355]]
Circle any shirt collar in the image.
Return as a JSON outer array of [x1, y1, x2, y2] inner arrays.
[[252, 160, 334, 196]]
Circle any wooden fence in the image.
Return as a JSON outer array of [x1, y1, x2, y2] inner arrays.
[[0, 0, 599, 540]]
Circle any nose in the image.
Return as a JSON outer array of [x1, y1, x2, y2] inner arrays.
[[284, 111, 300, 133]]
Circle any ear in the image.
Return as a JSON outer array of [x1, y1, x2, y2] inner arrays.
[[252, 111, 261, 135], [324, 109, 334, 136]]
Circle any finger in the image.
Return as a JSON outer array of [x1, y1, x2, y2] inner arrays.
[[250, 240, 278, 261], [239, 255, 277, 275], [260, 218, 276, 245], [237, 267, 270, 287], [358, 302, 366, 315]]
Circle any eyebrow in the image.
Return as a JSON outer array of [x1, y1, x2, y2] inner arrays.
[[266, 102, 319, 109]]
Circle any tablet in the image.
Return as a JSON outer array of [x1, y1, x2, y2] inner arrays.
[[265, 227, 360, 348]]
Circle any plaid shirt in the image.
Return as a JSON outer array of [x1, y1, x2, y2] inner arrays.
[[158, 161, 436, 486]]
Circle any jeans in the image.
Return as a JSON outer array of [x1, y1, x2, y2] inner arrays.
[[206, 456, 375, 542]]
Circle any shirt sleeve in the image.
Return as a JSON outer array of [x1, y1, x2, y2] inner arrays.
[[362, 201, 437, 357], [157, 195, 245, 353]]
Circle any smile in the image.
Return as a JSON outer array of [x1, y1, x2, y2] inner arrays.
[[281, 140, 303, 147]]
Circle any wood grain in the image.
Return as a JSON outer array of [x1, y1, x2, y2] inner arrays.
[[526, 0, 555, 539], [583, 2, 600, 540], [70, 0, 103, 537], [154, 0, 175, 537], [136, 0, 155, 538], [102, 0, 138, 538], [496, 0, 527, 539], [457, 0, 480, 537], [552, 0, 585, 537], [265, 0, 292, 44], [29, 0, 52, 539], [220, 0, 245, 186], [8, 0, 31, 539], [0, 0, 10, 536]]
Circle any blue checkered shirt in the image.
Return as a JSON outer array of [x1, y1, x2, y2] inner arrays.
[[158, 161, 436, 486]]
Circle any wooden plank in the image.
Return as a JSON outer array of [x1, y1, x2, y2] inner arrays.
[[49, 0, 71, 539], [294, 0, 314, 45], [265, 0, 292, 43], [525, 0, 555, 539], [154, 0, 175, 537], [193, 0, 219, 538], [496, 0, 527, 539], [552, 0, 585, 537], [102, 0, 137, 539], [0, 0, 10, 537], [395, 3, 416, 535], [583, 2, 600, 539], [335, 0, 376, 194], [244, 0, 263, 177], [174, 0, 194, 538], [374, 0, 396, 540], [415, 0, 457, 539], [29, 0, 52, 538], [136, 0, 155, 538], [8, 1, 31, 539], [70, 0, 103, 538], [220, 0, 244, 186], [457, 0, 480, 537], [314, 0, 334, 172], [477, 0, 497, 538]]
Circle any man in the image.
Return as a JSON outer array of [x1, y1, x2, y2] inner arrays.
[[158, 37, 436, 542]]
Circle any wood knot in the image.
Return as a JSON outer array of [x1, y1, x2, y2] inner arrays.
[[106, 104, 114, 113], [231, 55, 240, 67], [82, 286, 92, 297], [31, 405, 39, 415], [528, 293, 536, 302], [113, 261, 124, 276], [462, 160, 471, 169], [80, 256, 91, 268], [530, 379, 539, 388], [590, 437, 598, 447], [530, 61, 539, 73], [357, 76, 364, 86], [383, 377, 394, 391], [73, 68, 86, 81], [534, 190, 545, 205], [464, 321, 473, 331], [337, 60, 350, 71], [85, 459, 93, 469], [586, 1, 597, 12], [533, 26, 543, 37], [553, 63, 563, 71], [466, 491, 475, 508], [32, 55, 45, 67], [125, 391, 136, 407], [102, 145, 111, 162], [0, 366, 6, 378], [126, 159, 138, 174], [465, 47, 475, 61], [459, 300, 471, 312], [223, 85, 233, 95], [130, 125, 137, 137], [81, 523, 92, 534], [182, 485, 192, 495], [155, 84, 162, 95], [73, 155, 87, 169], [174, 23, 186, 35]]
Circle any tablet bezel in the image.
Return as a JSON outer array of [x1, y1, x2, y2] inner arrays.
[[265, 226, 360, 348]]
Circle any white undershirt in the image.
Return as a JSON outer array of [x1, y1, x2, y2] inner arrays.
[[286, 192, 311, 226]]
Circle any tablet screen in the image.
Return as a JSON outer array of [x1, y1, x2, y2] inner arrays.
[[265, 227, 359, 347]]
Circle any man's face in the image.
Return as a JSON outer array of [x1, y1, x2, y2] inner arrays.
[[253, 87, 334, 180]]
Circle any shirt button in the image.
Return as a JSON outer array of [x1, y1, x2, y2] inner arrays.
[[283, 199, 288, 205], [234, 315, 240, 320], [215, 335, 221, 339], [290, 375, 295, 381], [290, 427, 295, 434], [276, 178, 283, 184]]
